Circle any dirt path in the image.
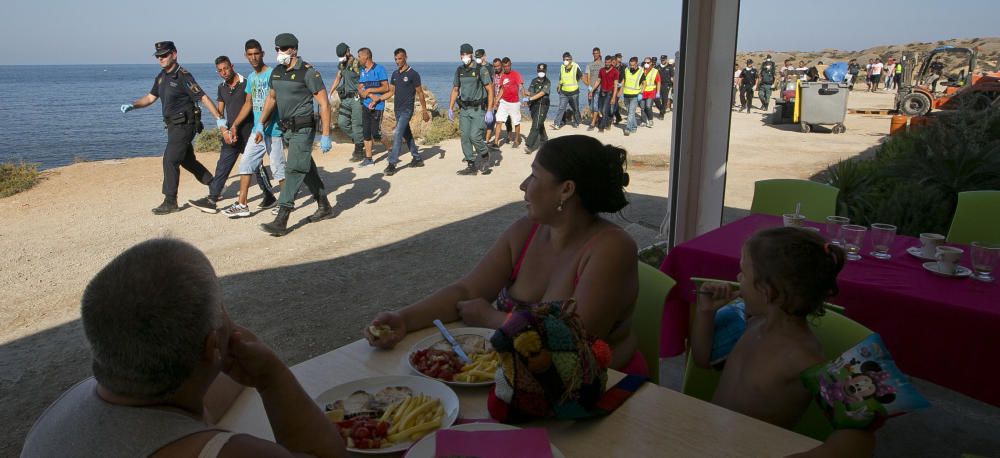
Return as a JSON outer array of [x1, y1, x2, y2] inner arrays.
[[0, 91, 893, 455]]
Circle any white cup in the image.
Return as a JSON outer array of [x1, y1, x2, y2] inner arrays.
[[783, 213, 806, 227], [935, 246, 964, 275], [920, 233, 945, 258]]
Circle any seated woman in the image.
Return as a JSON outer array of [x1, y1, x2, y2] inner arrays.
[[365, 135, 645, 375]]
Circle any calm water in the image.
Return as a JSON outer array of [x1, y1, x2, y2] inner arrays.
[[0, 61, 575, 170]]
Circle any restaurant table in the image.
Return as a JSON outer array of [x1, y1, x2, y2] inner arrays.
[[219, 324, 820, 457], [658, 214, 1000, 407]]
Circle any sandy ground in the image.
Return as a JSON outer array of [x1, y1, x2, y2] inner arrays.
[[4, 89, 995, 456]]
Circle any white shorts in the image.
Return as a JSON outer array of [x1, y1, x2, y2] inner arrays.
[[495, 100, 522, 125], [238, 134, 286, 181]]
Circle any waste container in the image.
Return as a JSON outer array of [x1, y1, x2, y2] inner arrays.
[[796, 81, 850, 133]]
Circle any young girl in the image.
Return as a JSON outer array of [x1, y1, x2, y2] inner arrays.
[[691, 227, 844, 428]]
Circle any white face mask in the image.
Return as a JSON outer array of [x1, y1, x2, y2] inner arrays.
[[462, 55, 472, 65], [338, 56, 347, 63], [563, 60, 571, 66], [475, 57, 483, 65], [537, 72, 545, 78], [644, 63, 651, 69], [276, 51, 292, 66]]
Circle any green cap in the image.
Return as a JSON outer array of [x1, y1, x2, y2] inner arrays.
[[460, 43, 473, 55], [336, 42, 349, 58], [275, 33, 298, 49]]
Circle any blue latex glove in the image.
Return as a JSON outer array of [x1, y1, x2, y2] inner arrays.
[[447, 108, 454, 121], [521, 96, 530, 103], [120, 104, 133, 113], [320, 135, 332, 153], [484, 110, 494, 124], [216, 118, 227, 129]]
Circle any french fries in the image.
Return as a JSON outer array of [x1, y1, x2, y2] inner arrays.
[[453, 351, 500, 383], [385, 394, 444, 442]]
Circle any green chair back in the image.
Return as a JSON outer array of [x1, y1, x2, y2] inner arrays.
[[681, 277, 871, 440], [750, 179, 840, 222], [947, 190, 1000, 245], [632, 262, 676, 385]]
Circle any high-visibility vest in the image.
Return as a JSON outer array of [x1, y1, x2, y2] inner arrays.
[[559, 64, 579, 92], [623, 68, 643, 95], [643, 69, 658, 92]]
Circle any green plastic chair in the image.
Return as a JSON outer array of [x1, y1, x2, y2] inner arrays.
[[750, 179, 840, 222], [681, 277, 871, 441], [632, 262, 676, 385], [947, 190, 1000, 245]]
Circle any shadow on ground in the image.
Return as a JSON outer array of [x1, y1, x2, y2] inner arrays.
[[1, 193, 996, 457]]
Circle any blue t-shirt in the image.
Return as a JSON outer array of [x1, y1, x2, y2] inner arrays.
[[359, 63, 388, 110], [245, 67, 280, 136], [390, 67, 421, 113]]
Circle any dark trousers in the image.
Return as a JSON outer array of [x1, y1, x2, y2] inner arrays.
[[163, 124, 212, 198], [526, 102, 549, 149], [739, 85, 754, 110], [208, 124, 273, 200], [598, 92, 615, 129]]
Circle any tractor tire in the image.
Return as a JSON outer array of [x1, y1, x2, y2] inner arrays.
[[800, 122, 811, 133], [899, 92, 931, 116]]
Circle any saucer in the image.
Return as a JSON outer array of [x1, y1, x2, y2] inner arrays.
[[922, 261, 972, 278], [906, 246, 938, 261]]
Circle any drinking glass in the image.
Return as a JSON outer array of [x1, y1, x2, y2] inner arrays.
[[841, 225, 867, 261], [869, 223, 897, 260], [825, 216, 850, 246], [970, 242, 1000, 282]]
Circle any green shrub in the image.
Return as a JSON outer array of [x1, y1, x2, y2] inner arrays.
[[0, 161, 40, 198], [421, 116, 460, 145], [194, 128, 222, 152], [820, 105, 1000, 236]]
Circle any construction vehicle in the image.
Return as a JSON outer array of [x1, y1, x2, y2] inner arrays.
[[895, 46, 1000, 116]]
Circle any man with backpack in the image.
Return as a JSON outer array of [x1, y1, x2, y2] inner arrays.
[[758, 55, 776, 112]]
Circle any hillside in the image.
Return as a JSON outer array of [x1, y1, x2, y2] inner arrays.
[[737, 37, 1000, 73]]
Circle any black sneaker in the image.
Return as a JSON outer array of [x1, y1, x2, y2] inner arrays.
[[478, 153, 493, 175], [152, 197, 180, 215], [456, 162, 478, 176], [384, 163, 398, 176], [259, 193, 277, 210], [409, 158, 425, 168], [189, 197, 218, 214]]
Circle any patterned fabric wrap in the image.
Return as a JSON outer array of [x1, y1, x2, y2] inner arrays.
[[487, 300, 609, 421]]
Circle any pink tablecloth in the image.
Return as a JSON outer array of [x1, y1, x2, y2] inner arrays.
[[658, 214, 1000, 406]]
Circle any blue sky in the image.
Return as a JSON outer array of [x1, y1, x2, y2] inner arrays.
[[3, 0, 998, 64]]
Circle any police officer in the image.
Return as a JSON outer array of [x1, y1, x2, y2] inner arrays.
[[758, 55, 777, 112], [523, 63, 551, 154], [737, 59, 758, 113], [330, 42, 365, 161], [256, 33, 333, 236], [121, 41, 229, 215], [447, 43, 494, 176]]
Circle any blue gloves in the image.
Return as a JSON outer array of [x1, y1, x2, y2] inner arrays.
[[521, 96, 530, 103], [447, 108, 454, 121], [320, 135, 332, 153], [120, 104, 133, 113], [484, 110, 494, 124], [216, 118, 227, 129]]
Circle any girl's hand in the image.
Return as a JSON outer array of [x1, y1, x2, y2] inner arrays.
[[695, 282, 739, 314], [365, 311, 407, 350], [456, 298, 504, 328]]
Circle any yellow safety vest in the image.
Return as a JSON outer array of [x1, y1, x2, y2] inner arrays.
[[643, 69, 658, 92], [623, 68, 643, 96], [560, 64, 579, 92]]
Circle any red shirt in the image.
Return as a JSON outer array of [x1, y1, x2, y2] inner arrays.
[[497, 70, 523, 103], [598, 66, 619, 92]]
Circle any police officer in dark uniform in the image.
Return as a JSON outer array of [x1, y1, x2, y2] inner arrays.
[[255, 33, 333, 236], [758, 55, 777, 112], [447, 43, 494, 176], [121, 41, 228, 215], [524, 63, 551, 154], [330, 42, 365, 161], [737, 59, 758, 113]]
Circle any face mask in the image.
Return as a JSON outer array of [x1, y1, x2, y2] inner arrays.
[[276, 52, 292, 66], [338, 56, 347, 63], [475, 58, 482, 65], [563, 60, 571, 66], [461, 55, 472, 65], [644, 64, 651, 69], [537, 72, 545, 78]]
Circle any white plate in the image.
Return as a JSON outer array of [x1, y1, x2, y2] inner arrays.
[[314, 375, 460, 455], [407, 327, 497, 387], [404, 422, 565, 458], [906, 246, 938, 261], [922, 261, 972, 278]]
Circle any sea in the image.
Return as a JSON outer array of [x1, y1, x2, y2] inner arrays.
[[0, 61, 584, 170]]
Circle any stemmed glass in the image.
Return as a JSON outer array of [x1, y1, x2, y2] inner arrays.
[[841, 225, 867, 261], [970, 242, 1000, 282], [869, 223, 897, 260]]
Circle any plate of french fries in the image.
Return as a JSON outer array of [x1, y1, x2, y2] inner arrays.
[[407, 327, 500, 386], [315, 375, 460, 454]]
